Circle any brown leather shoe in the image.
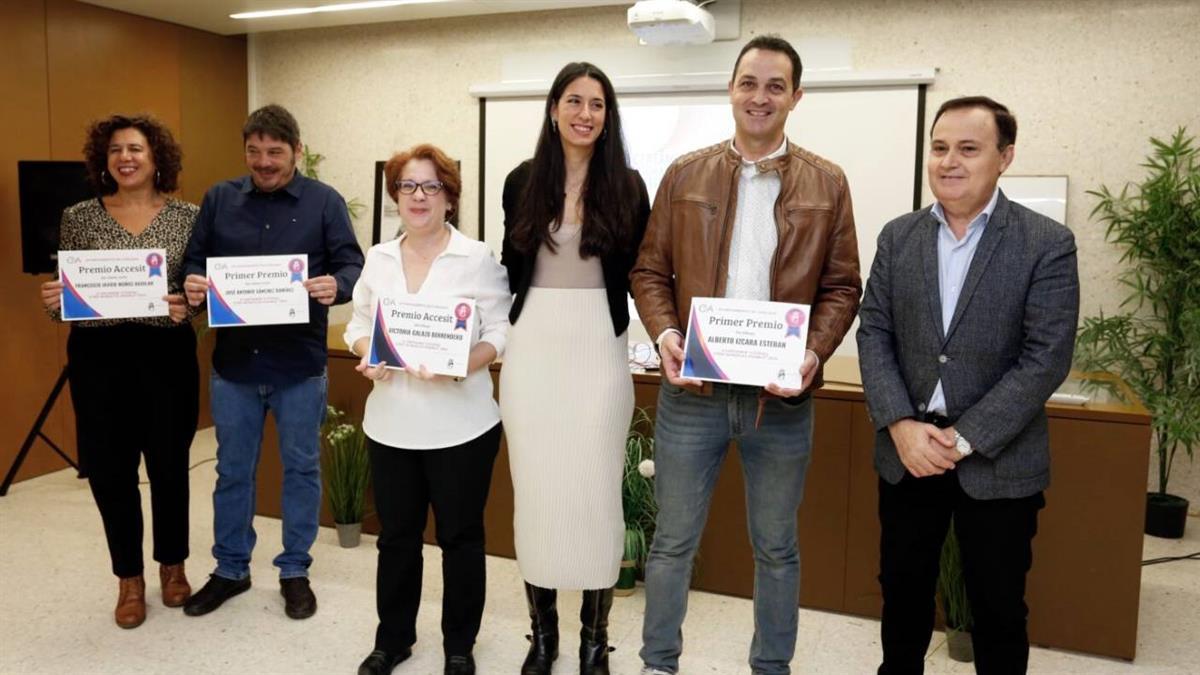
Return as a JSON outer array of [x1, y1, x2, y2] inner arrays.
[[160, 562, 191, 607], [115, 576, 146, 629]]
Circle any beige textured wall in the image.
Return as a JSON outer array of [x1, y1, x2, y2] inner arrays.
[[254, 0, 1200, 507]]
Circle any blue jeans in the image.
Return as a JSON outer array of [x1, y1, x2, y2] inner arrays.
[[209, 370, 327, 580], [640, 382, 813, 675]]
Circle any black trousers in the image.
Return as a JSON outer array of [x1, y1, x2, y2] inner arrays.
[[877, 472, 1044, 675], [369, 424, 501, 656], [67, 323, 199, 578]]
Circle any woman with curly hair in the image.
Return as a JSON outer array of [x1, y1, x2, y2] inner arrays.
[[39, 114, 200, 629]]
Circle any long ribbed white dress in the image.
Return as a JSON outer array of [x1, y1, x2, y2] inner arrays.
[[500, 226, 632, 590]]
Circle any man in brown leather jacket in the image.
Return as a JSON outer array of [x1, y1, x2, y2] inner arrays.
[[631, 35, 861, 675]]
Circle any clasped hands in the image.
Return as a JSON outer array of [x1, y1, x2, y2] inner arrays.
[[889, 418, 963, 478]]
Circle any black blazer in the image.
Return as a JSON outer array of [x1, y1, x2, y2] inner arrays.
[[500, 160, 651, 336]]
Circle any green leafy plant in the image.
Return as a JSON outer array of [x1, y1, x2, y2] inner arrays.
[[622, 406, 658, 568], [937, 521, 972, 634], [301, 146, 366, 221], [1074, 128, 1200, 494], [321, 405, 371, 524]]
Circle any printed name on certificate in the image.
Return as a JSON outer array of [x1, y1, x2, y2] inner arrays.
[[207, 254, 310, 327], [59, 248, 169, 321], [682, 297, 811, 388], [368, 295, 476, 378]]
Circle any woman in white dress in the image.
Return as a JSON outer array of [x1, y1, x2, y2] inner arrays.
[[500, 61, 650, 675], [346, 144, 511, 675]]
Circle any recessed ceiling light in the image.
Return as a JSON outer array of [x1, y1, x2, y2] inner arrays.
[[231, 0, 448, 20]]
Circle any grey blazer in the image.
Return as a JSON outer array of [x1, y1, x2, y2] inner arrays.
[[856, 191, 1079, 499]]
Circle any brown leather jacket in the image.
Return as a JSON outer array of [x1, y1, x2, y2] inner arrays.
[[630, 140, 862, 390]]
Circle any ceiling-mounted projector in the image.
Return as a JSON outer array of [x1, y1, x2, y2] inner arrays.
[[628, 0, 716, 46]]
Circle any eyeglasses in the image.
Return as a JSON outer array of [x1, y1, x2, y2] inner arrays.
[[395, 179, 444, 196]]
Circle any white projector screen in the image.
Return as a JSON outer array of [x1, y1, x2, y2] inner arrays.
[[479, 85, 925, 356]]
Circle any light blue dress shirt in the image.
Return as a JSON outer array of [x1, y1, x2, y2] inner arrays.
[[926, 187, 1000, 415]]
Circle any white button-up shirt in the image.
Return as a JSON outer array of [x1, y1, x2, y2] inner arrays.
[[926, 187, 999, 415], [725, 138, 787, 301], [344, 224, 512, 449]]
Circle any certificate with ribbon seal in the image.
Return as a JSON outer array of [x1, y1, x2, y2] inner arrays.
[[206, 254, 310, 327], [367, 295, 476, 378], [682, 297, 811, 388], [58, 248, 170, 321]]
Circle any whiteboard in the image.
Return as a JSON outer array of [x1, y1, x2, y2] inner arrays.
[[480, 86, 924, 355], [998, 175, 1068, 225]]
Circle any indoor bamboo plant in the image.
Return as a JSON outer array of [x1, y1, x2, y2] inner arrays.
[[617, 406, 658, 596], [1074, 127, 1200, 538], [321, 405, 372, 547]]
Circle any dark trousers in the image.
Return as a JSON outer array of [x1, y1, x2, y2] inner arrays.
[[877, 473, 1044, 675], [369, 424, 501, 656], [67, 323, 199, 578]]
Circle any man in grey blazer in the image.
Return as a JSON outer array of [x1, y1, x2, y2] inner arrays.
[[857, 96, 1079, 674]]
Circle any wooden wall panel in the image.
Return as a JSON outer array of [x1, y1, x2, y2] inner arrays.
[[1, 1, 246, 489], [178, 29, 247, 203], [45, 0, 181, 156], [0, 1, 64, 484], [1026, 417, 1149, 660], [843, 403, 885, 617]]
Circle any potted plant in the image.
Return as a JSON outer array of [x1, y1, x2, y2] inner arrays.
[[1074, 127, 1200, 538], [617, 406, 658, 596], [321, 405, 372, 547], [937, 521, 973, 663]]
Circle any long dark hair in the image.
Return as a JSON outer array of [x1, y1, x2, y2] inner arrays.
[[510, 62, 638, 258]]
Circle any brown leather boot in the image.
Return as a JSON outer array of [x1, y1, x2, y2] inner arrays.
[[160, 562, 191, 607], [115, 576, 146, 629]]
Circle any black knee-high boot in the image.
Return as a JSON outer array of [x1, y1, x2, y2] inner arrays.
[[579, 588, 613, 674], [521, 582, 558, 675]]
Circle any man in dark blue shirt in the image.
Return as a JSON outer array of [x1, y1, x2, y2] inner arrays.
[[180, 104, 363, 621]]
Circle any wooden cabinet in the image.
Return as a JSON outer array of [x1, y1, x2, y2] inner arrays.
[[252, 345, 1150, 660]]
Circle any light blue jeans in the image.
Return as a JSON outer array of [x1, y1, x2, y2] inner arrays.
[[640, 382, 813, 675], [209, 370, 327, 580]]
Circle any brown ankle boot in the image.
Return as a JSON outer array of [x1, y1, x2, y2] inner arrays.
[[115, 576, 146, 629], [160, 562, 191, 607]]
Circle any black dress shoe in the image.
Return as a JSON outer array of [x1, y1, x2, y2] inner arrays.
[[280, 577, 317, 619], [182, 575, 251, 617], [445, 654, 475, 675], [358, 648, 412, 675]]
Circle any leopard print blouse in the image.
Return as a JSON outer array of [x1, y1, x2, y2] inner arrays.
[[54, 197, 199, 328]]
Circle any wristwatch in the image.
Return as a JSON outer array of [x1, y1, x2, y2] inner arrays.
[[954, 430, 973, 457]]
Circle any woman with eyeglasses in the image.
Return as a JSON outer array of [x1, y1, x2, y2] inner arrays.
[[500, 62, 650, 675], [345, 144, 511, 675]]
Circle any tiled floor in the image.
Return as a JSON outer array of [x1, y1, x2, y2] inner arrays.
[[1, 428, 1196, 674]]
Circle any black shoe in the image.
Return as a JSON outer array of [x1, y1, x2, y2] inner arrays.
[[579, 588, 614, 675], [280, 577, 317, 619], [521, 582, 559, 675], [358, 648, 412, 675], [444, 654, 475, 675], [182, 575, 251, 617]]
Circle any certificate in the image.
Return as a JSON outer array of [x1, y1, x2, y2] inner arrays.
[[58, 248, 169, 321], [206, 254, 309, 327], [368, 295, 476, 377], [682, 297, 811, 388]]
